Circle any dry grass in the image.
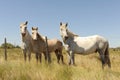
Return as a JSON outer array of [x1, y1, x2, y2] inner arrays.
[[0, 48, 120, 80]]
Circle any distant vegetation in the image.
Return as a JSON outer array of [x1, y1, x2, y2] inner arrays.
[[0, 43, 20, 49], [111, 47, 120, 51]]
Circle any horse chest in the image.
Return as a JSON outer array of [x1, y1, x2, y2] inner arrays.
[[22, 41, 30, 47]]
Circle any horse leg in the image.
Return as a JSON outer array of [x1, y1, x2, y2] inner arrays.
[[105, 55, 111, 68], [28, 51, 31, 62], [104, 47, 111, 68], [47, 51, 51, 63], [43, 52, 47, 61], [55, 50, 60, 63], [70, 50, 75, 65], [23, 49, 27, 61], [98, 49, 105, 69], [60, 54, 64, 64], [67, 51, 71, 65], [107, 57, 111, 68], [59, 50, 64, 64], [36, 53, 39, 63], [39, 53, 42, 63]]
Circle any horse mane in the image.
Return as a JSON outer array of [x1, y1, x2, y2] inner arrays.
[[37, 33, 45, 42], [67, 29, 79, 37]]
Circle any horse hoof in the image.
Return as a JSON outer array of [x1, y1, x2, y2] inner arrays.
[[73, 64, 77, 66], [69, 63, 71, 65], [62, 62, 65, 65]]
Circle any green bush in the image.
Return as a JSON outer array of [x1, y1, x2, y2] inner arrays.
[[0, 43, 20, 49], [0, 43, 15, 49]]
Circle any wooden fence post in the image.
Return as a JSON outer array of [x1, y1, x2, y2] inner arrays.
[[4, 38, 7, 61], [45, 36, 51, 63]]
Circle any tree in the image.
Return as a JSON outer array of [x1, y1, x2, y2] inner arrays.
[[15, 45, 21, 48], [0, 43, 15, 49]]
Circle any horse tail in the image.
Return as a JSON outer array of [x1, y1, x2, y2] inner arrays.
[[104, 42, 111, 68]]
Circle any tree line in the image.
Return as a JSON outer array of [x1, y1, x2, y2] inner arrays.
[[0, 43, 20, 49]]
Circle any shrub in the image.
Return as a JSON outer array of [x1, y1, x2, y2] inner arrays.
[[0, 43, 15, 49]]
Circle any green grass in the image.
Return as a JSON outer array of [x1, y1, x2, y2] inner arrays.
[[0, 48, 120, 80]]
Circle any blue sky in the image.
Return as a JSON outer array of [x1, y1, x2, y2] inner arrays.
[[0, 0, 120, 48]]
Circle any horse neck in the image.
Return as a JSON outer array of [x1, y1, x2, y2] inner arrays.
[[22, 29, 33, 43], [63, 30, 79, 44], [67, 30, 78, 38], [37, 33, 45, 43]]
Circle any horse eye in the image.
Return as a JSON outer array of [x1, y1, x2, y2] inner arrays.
[[25, 27, 27, 30]]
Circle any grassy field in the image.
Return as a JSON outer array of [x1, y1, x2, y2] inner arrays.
[[0, 48, 120, 80]]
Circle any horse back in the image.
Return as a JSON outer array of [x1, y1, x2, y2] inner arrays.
[[47, 39, 63, 51]]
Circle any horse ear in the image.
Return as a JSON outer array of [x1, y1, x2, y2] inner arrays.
[[36, 27, 38, 30], [60, 22, 62, 26], [32, 27, 34, 30], [25, 21, 28, 25], [66, 23, 68, 27]]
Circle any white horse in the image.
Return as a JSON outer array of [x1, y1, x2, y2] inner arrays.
[[20, 21, 42, 62], [60, 22, 111, 68]]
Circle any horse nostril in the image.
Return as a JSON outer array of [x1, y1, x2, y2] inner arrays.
[[22, 33, 26, 37], [65, 36, 68, 40]]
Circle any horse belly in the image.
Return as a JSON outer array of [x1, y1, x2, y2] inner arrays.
[[74, 45, 96, 55], [73, 38, 97, 54]]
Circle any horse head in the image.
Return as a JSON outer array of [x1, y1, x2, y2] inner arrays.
[[60, 22, 69, 41], [20, 21, 28, 37], [32, 27, 38, 40]]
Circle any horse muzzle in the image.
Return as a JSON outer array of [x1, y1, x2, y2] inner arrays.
[[21, 33, 26, 37], [64, 36, 68, 41]]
